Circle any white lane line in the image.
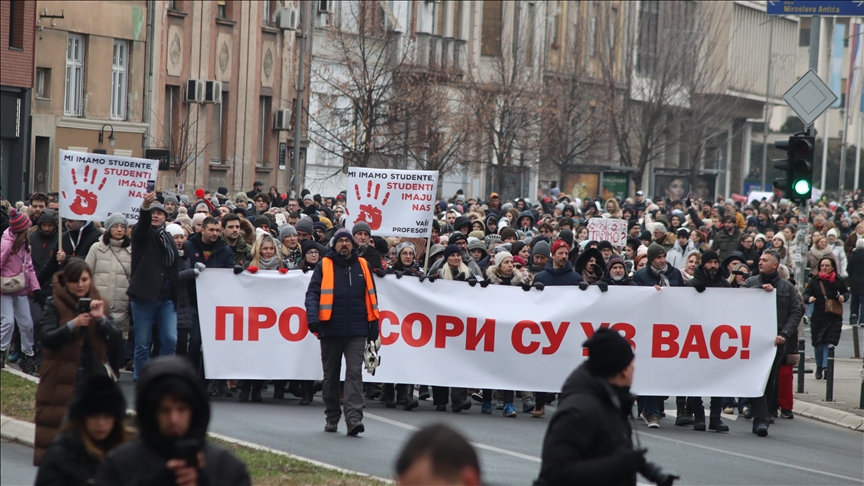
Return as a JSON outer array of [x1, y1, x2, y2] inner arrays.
[[363, 411, 542, 463], [641, 432, 864, 483]]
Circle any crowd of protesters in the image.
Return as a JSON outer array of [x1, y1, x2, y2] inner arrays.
[[1, 184, 862, 461]]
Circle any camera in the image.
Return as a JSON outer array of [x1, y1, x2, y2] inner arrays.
[[639, 457, 679, 486]]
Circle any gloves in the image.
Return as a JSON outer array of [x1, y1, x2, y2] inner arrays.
[[533, 282, 545, 291], [579, 281, 589, 291], [193, 269, 200, 277], [233, 265, 244, 275], [307, 321, 320, 334], [427, 275, 437, 283], [611, 446, 647, 474], [374, 268, 386, 278], [522, 283, 532, 291], [194, 262, 206, 273], [468, 276, 477, 287], [418, 275, 426, 282], [479, 280, 490, 288], [693, 282, 706, 293], [278, 267, 289, 274], [246, 266, 259, 274], [596, 281, 609, 292], [394, 271, 403, 279]]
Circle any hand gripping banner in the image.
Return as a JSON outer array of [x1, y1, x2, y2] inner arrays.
[[198, 270, 778, 396]]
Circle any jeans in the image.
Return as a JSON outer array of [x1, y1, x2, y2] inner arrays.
[[814, 344, 828, 368], [131, 298, 177, 380], [851, 293, 864, 324], [320, 336, 365, 425], [642, 396, 661, 417], [0, 294, 35, 355], [721, 397, 749, 412]]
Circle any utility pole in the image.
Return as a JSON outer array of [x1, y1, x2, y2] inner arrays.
[[821, 17, 836, 192], [761, 18, 775, 191], [291, 1, 308, 198]]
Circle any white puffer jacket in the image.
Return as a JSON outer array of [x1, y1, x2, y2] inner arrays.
[[85, 238, 132, 332]]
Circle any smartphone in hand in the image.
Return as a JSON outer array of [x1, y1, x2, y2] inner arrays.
[[146, 180, 156, 193]]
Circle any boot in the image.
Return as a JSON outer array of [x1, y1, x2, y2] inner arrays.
[[239, 381, 251, 402], [19, 353, 36, 376], [272, 381, 286, 400], [384, 388, 397, 408], [675, 397, 694, 426], [418, 385, 430, 401], [299, 381, 314, 405], [287, 381, 303, 398], [400, 385, 418, 411], [251, 382, 263, 402], [815, 366, 823, 380], [709, 418, 729, 432]]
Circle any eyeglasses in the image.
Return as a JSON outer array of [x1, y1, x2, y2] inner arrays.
[[307, 250, 319, 255]]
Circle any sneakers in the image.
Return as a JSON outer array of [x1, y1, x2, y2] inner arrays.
[[522, 396, 535, 413], [709, 418, 729, 432], [647, 414, 661, 428], [503, 404, 517, 417], [496, 397, 504, 410], [347, 421, 365, 436], [8, 350, 20, 364], [780, 409, 794, 419], [216, 381, 233, 397], [324, 422, 338, 433], [481, 402, 492, 414], [531, 406, 545, 418], [723, 407, 734, 415], [19, 353, 36, 376], [470, 390, 484, 403]]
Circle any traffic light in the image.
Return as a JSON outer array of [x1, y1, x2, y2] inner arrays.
[[788, 134, 813, 200], [772, 134, 814, 201]]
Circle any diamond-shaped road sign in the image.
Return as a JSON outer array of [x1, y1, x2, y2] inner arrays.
[[782, 69, 838, 127]]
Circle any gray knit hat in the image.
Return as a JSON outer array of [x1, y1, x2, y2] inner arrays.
[[163, 194, 179, 205], [531, 240, 551, 258], [294, 218, 314, 235], [105, 213, 128, 229], [468, 239, 486, 253], [352, 221, 372, 235], [278, 224, 297, 241], [647, 243, 667, 264]]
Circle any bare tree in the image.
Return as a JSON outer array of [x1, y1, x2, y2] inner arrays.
[[154, 88, 224, 182], [598, 1, 741, 194]]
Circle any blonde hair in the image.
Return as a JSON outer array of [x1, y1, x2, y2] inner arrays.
[[249, 233, 283, 269]]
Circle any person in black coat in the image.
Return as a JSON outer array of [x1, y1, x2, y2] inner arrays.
[[127, 194, 180, 381], [95, 357, 251, 486], [537, 328, 674, 486], [803, 256, 850, 379], [600, 256, 636, 286], [850, 239, 864, 326], [685, 251, 730, 432], [165, 224, 206, 372], [37, 219, 102, 288], [36, 375, 128, 486]]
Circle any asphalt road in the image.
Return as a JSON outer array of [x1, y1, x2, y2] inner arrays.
[[111, 373, 864, 486], [1, 439, 37, 486]]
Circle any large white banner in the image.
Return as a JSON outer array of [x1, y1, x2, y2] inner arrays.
[[59, 149, 158, 223], [345, 167, 438, 237], [198, 270, 779, 396]]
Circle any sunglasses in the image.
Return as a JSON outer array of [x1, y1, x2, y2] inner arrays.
[[514, 264, 523, 269]]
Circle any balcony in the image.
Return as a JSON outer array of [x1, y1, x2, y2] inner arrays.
[[410, 33, 465, 76]]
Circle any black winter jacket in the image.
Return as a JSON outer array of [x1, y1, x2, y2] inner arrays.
[[742, 273, 803, 349], [305, 248, 380, 339], [174, 251, 199, 330], [803, 275, 850, 347], [537, 363, 639, 486], [688, 265, 731, 290], [38, 222, 102, 287], [632, 265, 685, 287], [35, 430, 103, 486], [183, 232, 234, 306], [127, 209, 179, 302], [95, 357, 250, 486], [534, 261, 583, 286]]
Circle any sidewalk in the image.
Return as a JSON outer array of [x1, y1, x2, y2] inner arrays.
[[794, 357, 864, 431]]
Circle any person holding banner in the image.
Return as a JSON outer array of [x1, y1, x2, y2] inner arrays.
[[305, 228, 380, 435]]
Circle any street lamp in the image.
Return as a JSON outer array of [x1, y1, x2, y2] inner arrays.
[[99, 124, 115, 147]]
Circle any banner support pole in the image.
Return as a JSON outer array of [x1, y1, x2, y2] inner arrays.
[[423, 209, 434, 275]]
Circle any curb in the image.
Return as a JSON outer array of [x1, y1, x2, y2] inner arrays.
[[0, 414, 35, 447], [793, 399, 864, 432]]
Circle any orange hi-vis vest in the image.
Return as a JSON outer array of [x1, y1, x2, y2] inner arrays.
[[318, 256, 380, 322]]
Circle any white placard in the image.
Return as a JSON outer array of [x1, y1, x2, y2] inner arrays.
[[59, 149, 157, 223], [587, 218, 628, 246], [346, 167, 438, 237], [198, 270, 778, 396]]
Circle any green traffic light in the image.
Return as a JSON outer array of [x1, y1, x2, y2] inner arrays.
[[793, 179, 810, 195]]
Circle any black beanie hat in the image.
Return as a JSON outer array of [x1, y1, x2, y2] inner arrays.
[[583, 327, 635, 377], [68, 375, 127, 421]]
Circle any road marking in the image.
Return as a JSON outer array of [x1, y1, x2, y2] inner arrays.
[[363, 411, 542, 463], [641, 432, 864, 483]]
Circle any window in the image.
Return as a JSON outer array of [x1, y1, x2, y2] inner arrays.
[[163, 86, 176, 151], [35, 68, 50, 98], [636, 0, 659, 75], [211, 101, 222, 163], [258, 96, 271, 165], [216, 0, 227, 19], [550, 1, 562, 48], [526, 2, 535, 65], [9, 0, 24, 49], [481, 0, 502, 56], [263, 0, 278, 26], [588, 17, 597, 57], [65, 34, 85, 116], [452, 1, 462, 38], [434, 2, 445, 36], [609, 8, 618, 51], [111, 40, 128, 120], [799, 28, 810, 47]]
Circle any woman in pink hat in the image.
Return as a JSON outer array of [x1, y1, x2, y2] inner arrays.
[[1, 209, 40, 373]]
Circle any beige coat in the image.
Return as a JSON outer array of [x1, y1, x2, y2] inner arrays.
[[85, 238, 131, 335]]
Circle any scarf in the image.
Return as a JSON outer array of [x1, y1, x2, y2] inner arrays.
[[760, 270, 778, 284], [818, 270, 836, 284], [582, 268, 599, 285], [157, 226, 175, 267], [809, 245, 833, 259], [648, 263, 671, 287], [257, 255, 281, 270]]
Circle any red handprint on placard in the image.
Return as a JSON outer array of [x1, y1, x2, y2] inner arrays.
[[353, 180, 390, 230], [62, 166, 107, 216]]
